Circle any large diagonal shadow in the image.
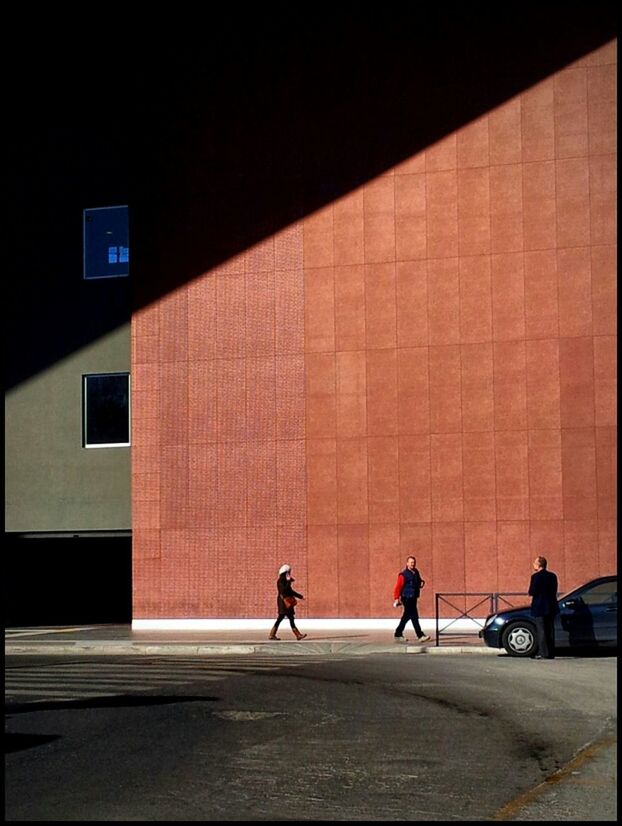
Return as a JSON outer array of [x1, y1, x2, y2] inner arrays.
[[7, 7, 616, 390]]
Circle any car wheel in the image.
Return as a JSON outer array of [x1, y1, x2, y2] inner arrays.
[[502, 621, 537, 657]]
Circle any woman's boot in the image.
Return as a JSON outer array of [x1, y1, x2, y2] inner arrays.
[[269, 624, 280, 640], [293, 628, 307, 640]]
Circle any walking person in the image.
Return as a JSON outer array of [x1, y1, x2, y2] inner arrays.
[[393, 555, 430, 642], [269, 564, 307, 640], [528, 556, 559, 659]]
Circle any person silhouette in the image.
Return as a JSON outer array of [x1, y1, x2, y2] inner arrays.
[[393, 555, 430, 643], [528, 556, 559, 659], [268, 564, 307, 641]]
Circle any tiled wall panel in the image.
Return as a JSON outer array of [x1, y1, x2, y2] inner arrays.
[[132, 42, 616, 619]]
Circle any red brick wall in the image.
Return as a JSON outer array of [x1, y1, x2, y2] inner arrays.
[[132, 40, 616, 619]]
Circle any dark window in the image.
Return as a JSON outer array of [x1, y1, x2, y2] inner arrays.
[[84, 206, 129, 279], [83, 373, 130, 447]]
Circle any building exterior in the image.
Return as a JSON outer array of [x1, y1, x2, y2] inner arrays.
[[6, 133, 133, 624], [6, 13, 617, 628], [131, 37, 617, 626]]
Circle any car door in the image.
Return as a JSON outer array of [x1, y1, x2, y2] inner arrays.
[[559, 579, 617, 646], [583, 580, 617, 643]]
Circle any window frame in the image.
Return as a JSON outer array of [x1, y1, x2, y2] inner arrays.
[[83, 205, 130, 280], [82, 372, 131, 449]]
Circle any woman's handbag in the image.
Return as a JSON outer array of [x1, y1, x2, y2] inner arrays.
[[283, 596, 298, 610]]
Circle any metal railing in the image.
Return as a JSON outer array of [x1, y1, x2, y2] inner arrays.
[[434, 592, 528, 646]]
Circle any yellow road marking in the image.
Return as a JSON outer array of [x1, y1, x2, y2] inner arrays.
[[492, 734, 616, 820]]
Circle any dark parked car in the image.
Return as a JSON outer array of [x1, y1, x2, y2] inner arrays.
[[480, 575, 617, 657]]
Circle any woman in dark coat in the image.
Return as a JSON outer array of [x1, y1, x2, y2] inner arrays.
[[269, 564, 307, 640]]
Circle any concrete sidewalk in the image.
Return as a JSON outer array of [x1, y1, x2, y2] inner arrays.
[[5, 624, 498, 656]]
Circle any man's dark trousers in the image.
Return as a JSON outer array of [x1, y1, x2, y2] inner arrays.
[[534, 615, 555, 658], [395, 597, 424, 638]]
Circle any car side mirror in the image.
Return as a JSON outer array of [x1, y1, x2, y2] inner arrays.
[[562, 598, 579, 609]]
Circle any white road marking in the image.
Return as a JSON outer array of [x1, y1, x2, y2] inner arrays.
[[5, 656, 328, 704]]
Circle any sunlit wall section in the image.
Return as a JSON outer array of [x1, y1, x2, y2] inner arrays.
[[301, 40, 616, 620], [132, 39, 616, 620], [132, 226, 307, 619]]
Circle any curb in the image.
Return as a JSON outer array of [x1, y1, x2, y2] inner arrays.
[[5, 642, 500, 657]]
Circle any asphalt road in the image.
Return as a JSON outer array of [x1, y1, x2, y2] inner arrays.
[[5, 651, 617, 821]]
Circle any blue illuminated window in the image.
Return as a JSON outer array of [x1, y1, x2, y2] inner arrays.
[[84, 205, 129, 279]]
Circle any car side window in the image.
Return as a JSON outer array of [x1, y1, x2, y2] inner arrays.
[[579, 581, 617, 606]]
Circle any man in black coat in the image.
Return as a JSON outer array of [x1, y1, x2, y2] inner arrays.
[[528, 556, 559, 659]]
